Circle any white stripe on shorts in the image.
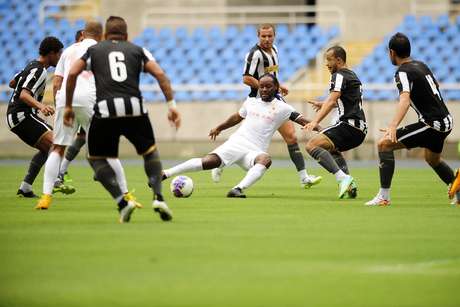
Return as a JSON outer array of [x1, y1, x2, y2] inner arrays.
[[398, 125, 429, 142]]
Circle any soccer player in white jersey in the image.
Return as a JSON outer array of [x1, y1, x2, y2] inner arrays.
[[163, 74, 315, 198], [36, 22, 130, 209]]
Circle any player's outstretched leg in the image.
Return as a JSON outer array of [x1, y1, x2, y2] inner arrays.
[[279, 121, 321, 188], [57, 136, 85, 185], [227, 154, 271, 198], [89, 158, 137, 223], [144, 150, 172, 221], [164, 154, 222, 180], [17, 150, 48, 198]]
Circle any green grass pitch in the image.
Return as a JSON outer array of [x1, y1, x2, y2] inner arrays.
[[0, 163, 460, 307]]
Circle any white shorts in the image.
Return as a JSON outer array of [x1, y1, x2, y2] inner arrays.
[[53, 106, 93, 146], [211, 138, 266, 171]]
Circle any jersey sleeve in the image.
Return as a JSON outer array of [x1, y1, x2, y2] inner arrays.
[[281, 102, 297, 121], [22, 66, 47, 95], [81, 50, 91, 71], [54, 53, 65, 77], [329, 72, 345, 92], [243, 50, 260, 77], [394, 70, 411, 94], [238, 98, 250, 118], [142, 47, 156, 63]]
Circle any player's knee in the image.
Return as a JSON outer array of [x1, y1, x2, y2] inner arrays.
[[202, 154, 221, 170], [377, 138, 392, 152], [255, 154, 271, 168], [283, 134, 297, 145], [424, 155, 440, 167]]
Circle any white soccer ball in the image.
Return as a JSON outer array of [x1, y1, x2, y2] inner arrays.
[[170, 175, 194, 198]]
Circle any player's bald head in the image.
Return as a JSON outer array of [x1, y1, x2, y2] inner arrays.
[[105, 16, 128, 39], [84, 21, 103, 38]]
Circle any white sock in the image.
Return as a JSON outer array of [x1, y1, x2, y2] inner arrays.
[[164, 158, 203, 178], [19, 181, 32, 192], [43, 151, 62, 195], [298, 169, 308, 181], [59, 158, 71, 176], [334, 169, 348, 182], [379, 188, 390, 200], [107, 158, 128, 194], [235, 163, 267, 190]]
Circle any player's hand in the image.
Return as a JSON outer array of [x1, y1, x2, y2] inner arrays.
[[279, 85, 289, 96], [40, 104, 55, 117], [303, 121, 319, 132], [306, 100, 323, 112], [209, 128, 220, 141], [63, 107, 75, 127], [380, 126, 398, 143], [167, 107, 181, 130]]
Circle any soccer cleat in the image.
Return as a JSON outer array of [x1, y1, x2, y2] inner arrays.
[[17, 189, 38, 198], [118, 201, 137, 223], [152, 200, 173, 221], [35, 194, 52, 210], [338, 175, 354, 199], [124, 191, 143, 208], [365, 195, 391, 206], [211, 168, 223, 183], [450, 191, 460, 205], [301, 175, 322, 189], [346, 181, 358, 199], [63, 172, 73, 183], [448, 169, 460, 199], [53, 183, 76, 195], [227, 187, 246, 198]]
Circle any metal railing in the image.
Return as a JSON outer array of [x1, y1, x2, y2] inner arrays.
[[38, 0, 98, 24], [141, 5, 345, 32]]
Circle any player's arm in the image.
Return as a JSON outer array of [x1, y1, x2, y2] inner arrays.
[[19, 89, 54, 116], [144, 60, 181, 129], [383, 92, 411, 143], [64, 58, 85, 126], [53, 75, 63, 103], [9, 71, 21, 89], [209, 113, 244, 141], [304, 91, 341, 132], [243, 75, 259, 89]]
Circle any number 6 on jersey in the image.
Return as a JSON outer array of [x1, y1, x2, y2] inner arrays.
[[108, 51, 127, 82]]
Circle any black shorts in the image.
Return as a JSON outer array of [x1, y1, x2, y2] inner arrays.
[[8, 112, 52, 147], [397, 122, 450, 153], [321, 121, 366, 152], [77, 125, 86, 135], [87, 115, 156, 158]]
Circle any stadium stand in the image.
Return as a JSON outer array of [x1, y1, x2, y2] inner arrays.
[[0, 0, 338, 102], [355, 13, 460, 101]]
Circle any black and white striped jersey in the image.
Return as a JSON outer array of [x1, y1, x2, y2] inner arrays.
[[243, 44, 279, 97], [329, 68, 367, 132], [81, 40, 155, 118], [395, 60, 452, 132], [7, 60, 47, 117]]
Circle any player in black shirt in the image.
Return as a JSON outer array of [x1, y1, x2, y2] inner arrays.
[[6, 37, 63, 198], [64, 16, 181, 223], [304, 46, 367, 199], [366, 32, 460, 206]]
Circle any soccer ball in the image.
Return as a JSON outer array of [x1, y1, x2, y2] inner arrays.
[[170, 175, 194, 198]]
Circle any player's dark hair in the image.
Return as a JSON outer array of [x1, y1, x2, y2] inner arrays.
[[327, 45, 347, 63], [75, 30, 83, 42], [259, 73, 279, 89], [105, 16, 127, 36], [257, 23, 276, 35], [389, 32, 411, 58], [39, 36, 63, 56], [84, 21, 103, 37]]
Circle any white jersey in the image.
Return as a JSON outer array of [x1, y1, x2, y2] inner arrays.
[[230, 96, 296, 152], [55, 38, 97, 108]]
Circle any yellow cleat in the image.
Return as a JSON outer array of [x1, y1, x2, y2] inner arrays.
[[448, 169, 460, 199], [35, 194, 52, 210], [124, 191, 143, 208]]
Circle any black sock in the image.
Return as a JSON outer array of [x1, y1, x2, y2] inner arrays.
[[287, 143, 305, 172], [23, 150, 48, 185], [331, 151, 349, 174], [378, 151, 395, 189], [65, 138, 85, 161], [309, 147, 340, 174], [432, 161, 455, 185], [88, 159, 123, 200], [144, 150, 164, 201]]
